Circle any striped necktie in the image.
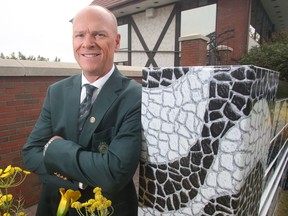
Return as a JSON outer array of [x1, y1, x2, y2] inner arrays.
[[78, 84, 96, 132]]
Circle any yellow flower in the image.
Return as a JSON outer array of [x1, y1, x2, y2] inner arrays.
[[0, 165, 31, 189], [0, 165, 30, 215], [87, 199, 94, 205], [71, 201, 82, 209], [81, 201, 90, 207], [69, 186, 113, 216], [57, 188, 81, 216], [88, 205, 96, 213], [4, 165, 12, 173], [93, 187, 102, 194], [1, 194, 13, 202], [94, 194, 103, 201], [105, 200, 112, 207], [0, 172, 11, 178], [14, 167, 22, 172], [23, 170, 31, 175]]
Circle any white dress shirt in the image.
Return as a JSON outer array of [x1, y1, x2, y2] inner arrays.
[[80, 64, 114, 103]]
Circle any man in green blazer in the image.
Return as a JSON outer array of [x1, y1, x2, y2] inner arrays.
[[22, 5, 141, 216]]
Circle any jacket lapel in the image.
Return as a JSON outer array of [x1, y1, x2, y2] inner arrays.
[[65, 75, 81, 142], [78, 68, 123, 148]]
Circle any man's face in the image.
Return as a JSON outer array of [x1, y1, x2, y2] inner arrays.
[[72, 8, 120, 78]]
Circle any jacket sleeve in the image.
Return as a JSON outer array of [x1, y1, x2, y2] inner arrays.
[[22, 86, 53, 175], [22, 86, 79, 190]]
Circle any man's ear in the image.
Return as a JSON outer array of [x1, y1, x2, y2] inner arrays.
[[115, 34, 121, 52]]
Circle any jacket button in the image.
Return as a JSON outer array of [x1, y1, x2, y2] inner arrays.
[[90, 117, 96, 124]]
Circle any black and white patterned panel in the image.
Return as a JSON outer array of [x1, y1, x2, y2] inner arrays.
[[139, 66, 279, 215]]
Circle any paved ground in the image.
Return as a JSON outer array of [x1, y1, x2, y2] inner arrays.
[[274, 190, 288, 216]]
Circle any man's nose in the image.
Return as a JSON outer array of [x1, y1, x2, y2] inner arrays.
[[82, 35, 96, 48]]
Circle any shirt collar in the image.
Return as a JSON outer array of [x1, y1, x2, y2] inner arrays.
[[81, 64, 115, 90]]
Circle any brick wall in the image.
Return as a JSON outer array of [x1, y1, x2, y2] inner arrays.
[[0, 59, 142, 208], [0, 76, 65, 207], [216, 0, 251, 64], [177, 0, 252, 66], [179, 34, 210, 66]]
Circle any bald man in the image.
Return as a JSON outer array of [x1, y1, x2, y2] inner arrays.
[[22, 5, 141, 216]]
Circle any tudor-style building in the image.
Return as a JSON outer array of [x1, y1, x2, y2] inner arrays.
[[90, 0, 288, 67]]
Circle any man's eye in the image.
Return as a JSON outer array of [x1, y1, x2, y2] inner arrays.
[[96, 33, 105, 39], [75, 34, 84, 38]]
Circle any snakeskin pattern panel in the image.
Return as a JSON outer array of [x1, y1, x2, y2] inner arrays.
[[139, 65, 279, 215]]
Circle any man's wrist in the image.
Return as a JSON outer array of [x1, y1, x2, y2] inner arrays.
[[79, 182, 87, 190]]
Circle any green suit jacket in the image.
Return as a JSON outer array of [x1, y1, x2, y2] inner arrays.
[[22, 67, 142, 216]]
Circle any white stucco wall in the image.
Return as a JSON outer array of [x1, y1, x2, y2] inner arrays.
[[131, 5, 176, 67]]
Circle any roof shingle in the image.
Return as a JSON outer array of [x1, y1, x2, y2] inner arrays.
[[90, 0, 135, 9]]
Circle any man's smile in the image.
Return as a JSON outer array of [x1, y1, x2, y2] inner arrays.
[[81, 53, 101, 57]]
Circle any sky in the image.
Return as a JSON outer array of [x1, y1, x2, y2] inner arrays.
[[0, 0, 92, 63], [0, 1, 216, 63]]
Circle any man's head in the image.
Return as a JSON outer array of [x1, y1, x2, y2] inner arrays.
[[72, 5, 120, 81]]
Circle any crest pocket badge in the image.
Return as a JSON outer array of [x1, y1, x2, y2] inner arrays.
[[98, 142, 109, 153]]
